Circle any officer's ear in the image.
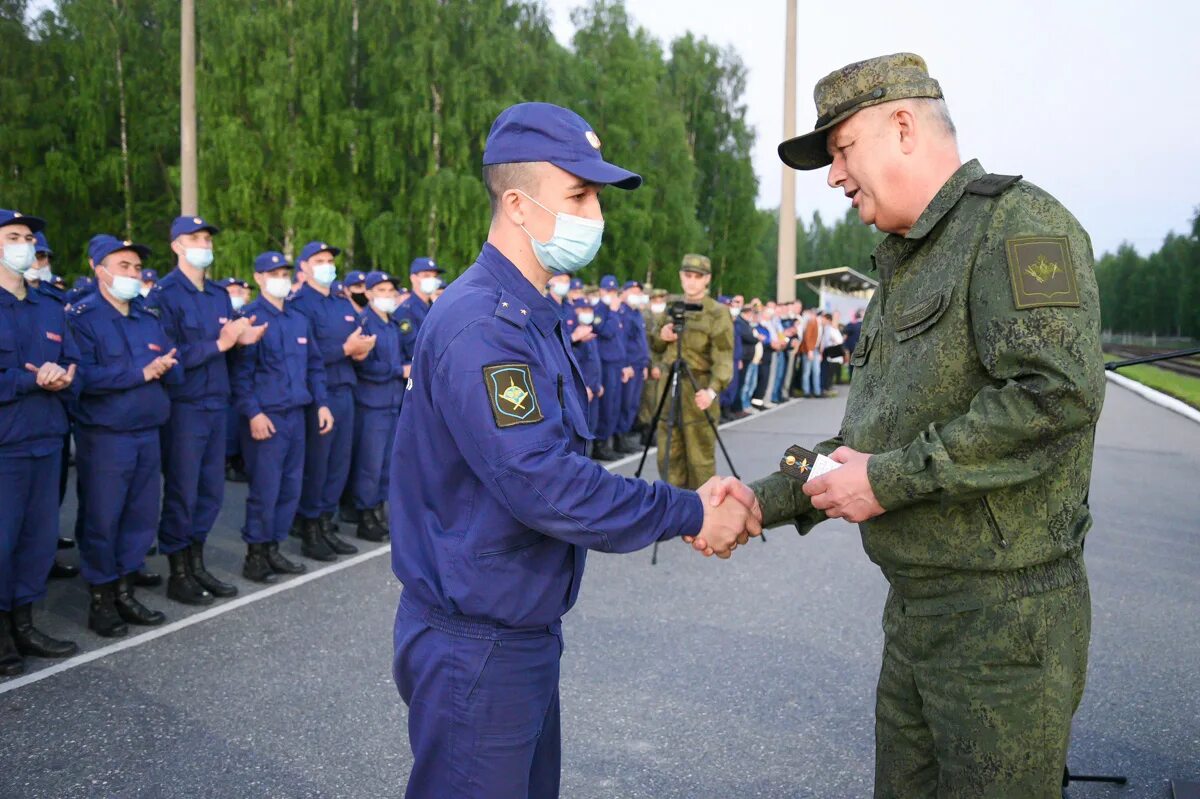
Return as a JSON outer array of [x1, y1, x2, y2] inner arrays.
[[499, 188, 528, 228]]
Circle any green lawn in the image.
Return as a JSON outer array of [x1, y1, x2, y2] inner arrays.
[[1104, 355, 1200, 409]]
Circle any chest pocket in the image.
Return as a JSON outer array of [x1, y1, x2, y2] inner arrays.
[[894, 287, 952, 342], [850, 322, 876, 368], [0, 326, 15, 366], [101, 332, 127, 361]]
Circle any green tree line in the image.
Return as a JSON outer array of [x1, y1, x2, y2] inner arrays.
[[0, 0, 773, 296]]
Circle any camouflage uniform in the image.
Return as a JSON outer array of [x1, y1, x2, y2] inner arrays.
[[757, 53, 1106, 798], [651, 255, 734, 489], [638, 288, 668, 429]]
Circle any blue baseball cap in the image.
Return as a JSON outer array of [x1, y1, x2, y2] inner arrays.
[[298, 240, 341, 263], [33, 231, 52, 255], [141, 268, 159, 283], [170, 215, 220, 240], [89, 234, 151, 264], [571, 298, 592, 309], [254, 251, 291, 273], [483, 102, 642, 191], [0, 209, 46, 234], [216, 277, 238, 288], [72, 275, 95, 290], [365, 271, 395, 289], [569, 277, 583, 291], [599, 275, 619, 291], [409, 256, 443, 275], [623, 280, 642, 290], [330, 280, 344, 295], [343, 270, 367, 287]]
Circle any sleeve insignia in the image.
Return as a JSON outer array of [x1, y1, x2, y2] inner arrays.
[[1004, 236, 1080, 310], [398, 318, 413, 335], [484, 362, 544, 428]]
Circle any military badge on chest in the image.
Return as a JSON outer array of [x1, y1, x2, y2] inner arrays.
[[1005, 236, 1080, 310], [483, 363, 544, 428]]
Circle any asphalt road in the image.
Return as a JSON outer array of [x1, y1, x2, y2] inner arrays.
[[1, 380, 1197, 798]]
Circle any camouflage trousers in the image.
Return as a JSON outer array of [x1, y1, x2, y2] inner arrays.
[[655, 417, 716, 490], [637, 376, 660, 429], [874, 577, 1091, 798]]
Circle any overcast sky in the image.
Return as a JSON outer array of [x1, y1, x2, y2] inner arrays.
[[543, 0, 1200, 256]]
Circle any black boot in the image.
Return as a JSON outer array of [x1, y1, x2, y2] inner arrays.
[[288, 515, 304, 539], [166, 550, 214, 606], [132, 569, 163, 588], [617, 433, 643, 454], [265, 542, 306, 575], [114, 577, 166, 626], [355, 506, 387, 543], [321, 525, 358, 555], [49, 559, 79, 580], [339, 503, 361, 525], [300, 517, 337, 562], [88, 582, 128, 638], [0, 611, 24, 676], [187, 542, 238, 598], [242, 543, 278, 583], [225, 457, 248, 483], [11, 604, 77, 658], [591, 437, 619, 461], [319, 512, 339, 534]]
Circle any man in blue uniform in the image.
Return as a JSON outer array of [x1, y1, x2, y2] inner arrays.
[[70, 235, 178, 636], [217, 277, 251, 483], [344, 270, 368, 314], [0, 209, 81, 675], [567, 299, 602, 437], [65, 275, 95, 307], [25, 232, 61, 302], [718, 295, 744, 422], [347, 271, 404, 543], [232, 251, 333, 581], [288, 241, 371, 558], [615, 279, 649, 452], [590, 274, 627, 461], [394, 256, 442, 372], [389, 103, 760, 799], [139, 268, 158, 298], [153, 215, 265, 605]]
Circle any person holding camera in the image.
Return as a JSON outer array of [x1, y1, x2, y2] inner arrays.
[[651, 254, 734, 489]]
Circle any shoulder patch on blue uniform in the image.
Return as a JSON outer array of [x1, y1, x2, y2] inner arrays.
[[483, 362, 544, 428], [398, 318, 414, 335], [1004, 236, 1080, 310], [494, 292, 530, 329]]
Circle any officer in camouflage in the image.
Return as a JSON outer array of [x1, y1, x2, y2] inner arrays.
[[738, 53, 1105, 797], [651, 254, 734, 489]]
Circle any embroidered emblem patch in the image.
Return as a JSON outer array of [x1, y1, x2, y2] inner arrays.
[[398, 319, 413, 335], [483, 363, 543, 429], [45, 331, 62, 343], [148, 343, 162, 352], [1005, 236, 1080, 310]]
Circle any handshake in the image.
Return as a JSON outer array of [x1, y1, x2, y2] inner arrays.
[[683, 477, 764, 559]]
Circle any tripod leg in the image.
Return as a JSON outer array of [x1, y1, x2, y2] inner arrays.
[[650, 362, 682, 565]]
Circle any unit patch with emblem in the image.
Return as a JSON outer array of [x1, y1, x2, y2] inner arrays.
[[483, 362, 543, 428], [1004, 236, 1080, 310]]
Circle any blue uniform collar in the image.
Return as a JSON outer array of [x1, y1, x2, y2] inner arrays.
[[0, 283, 44, 306], [162, 267, 220, 295], [477, 243, 559, 337]]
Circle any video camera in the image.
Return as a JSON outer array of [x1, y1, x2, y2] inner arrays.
[[668, 300, 703, 328]]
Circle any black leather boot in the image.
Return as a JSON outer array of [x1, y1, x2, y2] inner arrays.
[[132, 569, 162, 588], [321, 525, 358, 555], [11, 604, 78, 658], [0, 611, 25, 676], [300, 517, 337, 562], [288, 515, 303, 539], [187, 542, 238, 598], [591, 437, 619, 461], [319, 512, 339, 534], [615, 433, 641, 454], [49, 558, 79, 580], [166, 550, 214, 606], [243, 543, 278, 583], [355, 506, 387, 543], [88, 582, 128, 638], [265, 542, 306, 575], [114, 576, 166, 626], [339, 503, 361, 525]]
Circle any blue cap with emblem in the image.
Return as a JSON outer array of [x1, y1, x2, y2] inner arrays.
[[622, 280, 641, 290], [365, 271, 395, 289], [215, 277, 238, 288], [343, 270, 367, 286], [170, 215, 220, 240], [330, 280, 344, 295], [72, 275, 95, 290], [483, 102, 642, 190], [599, 275, 619, 291], [89, 234, 152, 264], [141, 268, 159, 283], [33, 231, 52, 255], [254, 251, 291, 272], [409, 256, 443, 275], [0, 209, 46, 234], [717, 295, 731, 305], [298, 241, 341, 263], [569, 277, 583, 291]]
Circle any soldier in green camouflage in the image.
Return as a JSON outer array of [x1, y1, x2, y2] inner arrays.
[[703, 53, 1106, 797], [651, 255, 734, 489]]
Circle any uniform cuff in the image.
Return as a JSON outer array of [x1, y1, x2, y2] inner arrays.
[[866, 448, 922, 512], [669, 488, 705, 540]]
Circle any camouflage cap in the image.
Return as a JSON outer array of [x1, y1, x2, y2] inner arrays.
[[650, 288, 668, 299], [778, 52, 943, 171], [680, 253, 711, 275]]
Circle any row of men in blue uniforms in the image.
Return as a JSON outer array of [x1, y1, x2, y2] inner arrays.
[[0, 207, 439, 676]]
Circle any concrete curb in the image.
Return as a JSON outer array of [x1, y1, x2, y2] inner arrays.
[[1105, 370, 1200, 425]]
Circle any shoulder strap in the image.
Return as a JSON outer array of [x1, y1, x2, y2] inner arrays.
[[964, 173, 1022, 197]]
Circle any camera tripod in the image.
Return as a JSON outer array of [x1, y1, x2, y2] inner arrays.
[[633, 306, 760, 564]]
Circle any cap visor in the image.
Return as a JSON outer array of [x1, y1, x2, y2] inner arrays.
[[778, 127, 835, 171], [3, 215, 46, 234], [553, 158, 642, 190]]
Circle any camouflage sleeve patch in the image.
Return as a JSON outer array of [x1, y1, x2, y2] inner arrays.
[[483, 362, 544, 429], [1004, 236, 1080, 310]]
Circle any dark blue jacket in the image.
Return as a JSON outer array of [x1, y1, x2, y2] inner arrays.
[[592, 303, 626, 366], [394, 292, 431, 365], [69, 295, 178, 431], [563, 314, 602, 393], [353, 308, 405, 410], [389, 243, 702, 630], [232, 297, 328, 417], [151, 269, 235, 410], [287, 283, 359, 390], [620, 303, 650, 369]]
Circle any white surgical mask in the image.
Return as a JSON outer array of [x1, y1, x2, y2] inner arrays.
[[140, 286, 152, 298], [650, 303, 666, 315], [184, 247, 214, 269], [419, 276, 440, 296], [372, 296, 397, 315], [589, 297, 600, 307], [1, 243, 36, 275], [578, 311, 595, 326], [517, 189, 604, 275], [311, 262, 337, 287], [230, 296, 246, 312], [550, 282, 570, 298], [25, 265, 52, 283], [265, 277, 291, 299], [103, 268, 142, 302], [730, 307, 740, 317]]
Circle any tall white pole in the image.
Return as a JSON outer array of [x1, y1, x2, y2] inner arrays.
[[181, 0, 198, 215], [775, 0, 798, 302]]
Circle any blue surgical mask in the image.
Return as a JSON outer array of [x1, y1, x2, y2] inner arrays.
[[103, 267, 142, 301], [1, 243, 36, 275], [312, 262, 337, 287], [185, 247, 214, 269], [517, 190, 604, 275]]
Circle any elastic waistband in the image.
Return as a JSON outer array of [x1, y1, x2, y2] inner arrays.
[[890, 553, 1086, 616], [400, 593, 560, 641]]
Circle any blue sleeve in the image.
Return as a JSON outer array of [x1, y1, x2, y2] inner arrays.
[[158, 291, 222, 370], [306, 318, 329, 407], [231, 339, 263, 419], [71, 316, 144, 395], [433, 320, 703, 553]]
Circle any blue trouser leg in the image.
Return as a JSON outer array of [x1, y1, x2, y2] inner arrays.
[[159, 406, 226, 554], [587, 397, 599, 436], [351, 405, 399, 510], [299, 386, 354, 519], [740, 362, 758, 408], [225, 404, 241, 460], [0, 450, 60, 610], [393, 607, 563, 799], [618, 370, 645, 434], [596, 363, 623, 440], [242, 408, 304, 544], [771, 352, 789, 402], [273, 409, 305, 542], [76, 429, 160, 585], [802, 352, 821, 396]]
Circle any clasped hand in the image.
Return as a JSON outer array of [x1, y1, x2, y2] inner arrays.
[[682, 477, 763, 559]]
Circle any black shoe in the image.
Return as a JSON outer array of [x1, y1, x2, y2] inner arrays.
[[243, 543, 279, 584], [614, 434, 640, 454], [322, 527, 358, 555], [88, 582, 128, 638], [288, 516, 304, 539], [49, 559, 79, 580], [266, 542, 307, 575], [186, 543, 238, 598], [225, 457, 249, 482], [114, 577, 166, 626], [319, 512, 339, 535], [355, 507, 387, 543], [166, 551, 214, 606], [339, 504, 362, 525], [132, 569, 163, 588], [0, 611, 25, 676], [300, 518, 337, 562], [11, 604, 78, 658], [57, 537, 76, 551], [591, 439, 619, 461]]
